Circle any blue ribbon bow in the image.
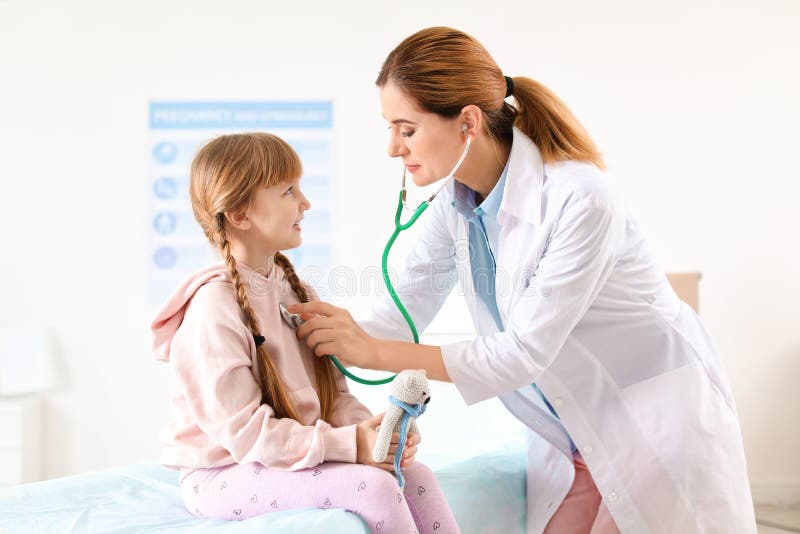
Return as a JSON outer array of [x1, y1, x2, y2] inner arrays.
[[387, 395, 427, 488]]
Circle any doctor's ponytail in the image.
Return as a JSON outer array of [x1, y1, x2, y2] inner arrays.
[[377, 26, 605, 169]]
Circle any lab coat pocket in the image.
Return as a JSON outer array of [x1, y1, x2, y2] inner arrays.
[[620, 360, 746, 518]]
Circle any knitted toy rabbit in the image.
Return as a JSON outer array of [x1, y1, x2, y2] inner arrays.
[[372, 369, 431, 488]]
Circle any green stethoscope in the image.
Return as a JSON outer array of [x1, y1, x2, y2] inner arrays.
[[281, 130, 472, 385]]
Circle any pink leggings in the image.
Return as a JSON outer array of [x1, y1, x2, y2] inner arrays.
[[181, 460, 460, 533]]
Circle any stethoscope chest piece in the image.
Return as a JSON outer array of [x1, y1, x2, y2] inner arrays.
[[279, 302, 304, 329], [279, 301, 396, 385]]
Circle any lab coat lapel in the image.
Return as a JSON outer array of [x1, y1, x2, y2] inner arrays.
[[495, 127, 546, 325]]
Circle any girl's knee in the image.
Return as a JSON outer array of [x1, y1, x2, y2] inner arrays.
[[360, 467, 402, 493], [321, 463, 403, 501], [402, 461, 435, 482]]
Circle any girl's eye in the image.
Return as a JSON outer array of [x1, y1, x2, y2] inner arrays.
[[284, 186, 294, 195], [401, 130, 415, 138]]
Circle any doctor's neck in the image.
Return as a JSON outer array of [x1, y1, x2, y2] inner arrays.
[[456, 133, 511, 202]]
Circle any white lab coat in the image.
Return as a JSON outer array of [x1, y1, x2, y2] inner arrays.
[[359, 127, 756, 533]]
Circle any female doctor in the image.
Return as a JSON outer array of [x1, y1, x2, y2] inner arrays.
[[291, 27, 756, 534]]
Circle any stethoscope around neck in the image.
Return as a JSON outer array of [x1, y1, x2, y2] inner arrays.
[[280, 129, 472, 386]]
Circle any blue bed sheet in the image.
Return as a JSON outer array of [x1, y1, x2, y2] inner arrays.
[[0, 451, 526, 533]]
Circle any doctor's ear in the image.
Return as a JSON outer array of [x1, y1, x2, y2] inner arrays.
[[459, 104, 482, 137]]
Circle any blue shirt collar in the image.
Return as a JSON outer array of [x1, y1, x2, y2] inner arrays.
[[479, 161, 507, 217], [451, 159, 509, 220]]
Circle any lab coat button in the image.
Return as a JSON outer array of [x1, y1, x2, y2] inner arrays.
[[608, 492, 618, 502], [553, 398, 564, 408], [582, 445, 593, 454]]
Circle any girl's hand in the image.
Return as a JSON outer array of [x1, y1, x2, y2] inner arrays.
[[355, 413, 420, 472], [290, 301, 376, 368]]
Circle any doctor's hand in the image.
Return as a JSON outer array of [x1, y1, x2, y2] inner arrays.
[[355, 412, 419, 471], [289, 301, 376, 368]]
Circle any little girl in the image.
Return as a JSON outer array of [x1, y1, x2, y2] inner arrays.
[[151, 132, 460, 533]]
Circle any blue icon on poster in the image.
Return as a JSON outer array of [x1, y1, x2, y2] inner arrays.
[[153, 177, 177, 199], [153, 212, 177, 235], [153, 142, 177, 164], [153, 246, 177, 269]]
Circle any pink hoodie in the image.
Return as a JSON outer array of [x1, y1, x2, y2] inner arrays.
[[151, 261, 372, 476]]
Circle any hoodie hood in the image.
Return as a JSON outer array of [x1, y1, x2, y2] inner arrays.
[[151, 263, 231, 362]]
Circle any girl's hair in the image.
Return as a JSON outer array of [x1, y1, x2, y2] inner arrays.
[[189, 132, 337, 422], [376, 26, 605, 169]]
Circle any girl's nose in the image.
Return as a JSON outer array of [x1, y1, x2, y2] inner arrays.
[[299, 190, 311, 211]]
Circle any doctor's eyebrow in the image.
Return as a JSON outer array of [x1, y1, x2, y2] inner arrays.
[[387, 118, 417, 125]]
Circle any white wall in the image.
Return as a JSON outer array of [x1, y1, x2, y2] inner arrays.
[[1, 0, 798, 501]]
